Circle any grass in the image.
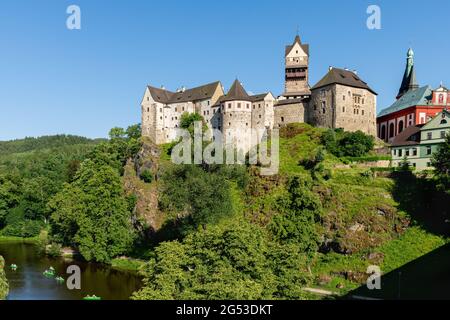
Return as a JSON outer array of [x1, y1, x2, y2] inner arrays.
[[0, 236, 41, 244], [377, 227, 448, 273], [111, 257, 146, 272]]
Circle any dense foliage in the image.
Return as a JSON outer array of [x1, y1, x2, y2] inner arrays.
[[321, 129, 375, 157], [49, 160, 135, 262], [46, 125, 142, 262], [270, 177, 322, 253], [0, 126, 142, 263], [432, 133, 450, 193], [0, 137, 99, 237], [132, 222, 310, 300], [159, 164, 235, 236], [0, 135, 100, 156]]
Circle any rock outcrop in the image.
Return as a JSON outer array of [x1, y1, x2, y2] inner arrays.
[[0, 256, 8, 300]]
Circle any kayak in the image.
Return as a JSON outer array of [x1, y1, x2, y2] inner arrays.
[[83, 295, 102, 301]]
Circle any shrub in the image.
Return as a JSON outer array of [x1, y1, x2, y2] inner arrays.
[[139, 169, 153, 183], [46, 243, 62, 257], [0, 219, 43, 238], [322, 129, 375, 158]]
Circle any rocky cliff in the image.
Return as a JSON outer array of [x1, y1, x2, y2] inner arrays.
[[0, 256, 8, 300]]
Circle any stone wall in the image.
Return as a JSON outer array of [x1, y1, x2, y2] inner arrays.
[[274, 100, 307, 128], [222, 100, 253, 149], [309, 84, 377, 136]]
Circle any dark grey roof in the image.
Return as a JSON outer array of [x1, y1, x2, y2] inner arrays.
[[275, 98, 304, 106], [148, 81, 221, 104], [311, 67, 377, 95], [285, 35, 309, 57], [391, 124, 423, 147], [220, 79, 250, 102], [249, 93, 269, 102]]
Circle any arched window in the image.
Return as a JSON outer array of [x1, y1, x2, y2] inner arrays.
[[441, 119, 448, 125], [398, 121, 404, 133], [389, 123, 395, 138], [439, 94, 444, 104], [380, 125, 386, 140]]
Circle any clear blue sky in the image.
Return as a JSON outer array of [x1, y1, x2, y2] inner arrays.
[[1, 0, 449, 140]]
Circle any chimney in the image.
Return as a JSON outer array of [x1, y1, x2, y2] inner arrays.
[[181, 86, 186, 92], [329, 66, 333, 71], [161, 85, 165, 90]]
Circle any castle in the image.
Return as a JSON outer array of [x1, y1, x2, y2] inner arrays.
[[141, 34, 377, 146]]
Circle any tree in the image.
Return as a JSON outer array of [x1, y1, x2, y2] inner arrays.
[[49, 160, 135, 262], [270, 177, 322, 253], [126, 124, 142, 140], [432, 133, 450, 192], [159, 165, 233, 234], [180, 112, 206, 137], [322, 129, 374, 158], [132, 222, 310, 300], [339, 131, 375, 157]]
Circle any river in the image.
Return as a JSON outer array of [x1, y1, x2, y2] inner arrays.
[[0, 241, 143, 300]]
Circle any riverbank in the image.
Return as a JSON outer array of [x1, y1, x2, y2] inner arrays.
[[0, 236, 41, 244], [0, 241, 143, 300], [0, 235, 146, 273]]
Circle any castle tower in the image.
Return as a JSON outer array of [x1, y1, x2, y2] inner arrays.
[[397, 48, 419, 99], [283, 34, 310, 98], [220, 79, 253, 151]]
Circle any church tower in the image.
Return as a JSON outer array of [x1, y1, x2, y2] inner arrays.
[[283, 34, 310, 98], [396, 48, 419, 99]]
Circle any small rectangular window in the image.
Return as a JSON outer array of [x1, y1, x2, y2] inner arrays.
[[427, 132, 432, 140], [426, 146, 432, 155], [399, 149, 403, 157], [441, 131, 446, 138]]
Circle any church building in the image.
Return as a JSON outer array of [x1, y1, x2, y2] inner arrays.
[[377, 49, 449, 143]]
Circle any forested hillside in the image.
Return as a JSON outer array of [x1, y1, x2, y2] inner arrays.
[[130, 122, 449, 299], [0, 135, 103, 156], [0, 120, 448, 299], [0, 135, 103, 238]]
